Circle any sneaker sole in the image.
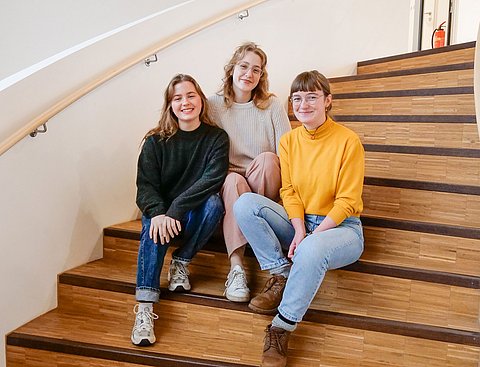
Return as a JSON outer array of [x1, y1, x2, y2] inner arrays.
[[131, 337, 155, 346], [248, 303, 278, 315], [168, 284, 191, 292], [225, 292, 250, 303]]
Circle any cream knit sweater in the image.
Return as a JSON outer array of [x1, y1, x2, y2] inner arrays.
[[208, 94, 291, 175]]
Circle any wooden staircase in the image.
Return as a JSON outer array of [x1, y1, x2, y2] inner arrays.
[[7, 42, 480, 366]]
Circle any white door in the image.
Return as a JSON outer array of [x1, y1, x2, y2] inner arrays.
[[420, 0, 451, 50]]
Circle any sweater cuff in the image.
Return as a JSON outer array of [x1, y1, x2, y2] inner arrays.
[[286, 206, 305, 221], [327, 206, 347, 225]]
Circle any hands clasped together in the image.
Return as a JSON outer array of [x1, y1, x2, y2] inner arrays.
[[149, 214, 182, 245], [287, 216, 337, 258]]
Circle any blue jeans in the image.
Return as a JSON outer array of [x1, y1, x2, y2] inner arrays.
[[136, 193, 224, 302], [234, 193, 364, 323]]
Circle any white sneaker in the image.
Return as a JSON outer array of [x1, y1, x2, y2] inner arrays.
[[168, 259, 191, 292], [224, 265, 250, 302], [131, 303, 158, 346]]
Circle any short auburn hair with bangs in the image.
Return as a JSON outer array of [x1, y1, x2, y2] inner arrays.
[[290, 70, 333, 116]]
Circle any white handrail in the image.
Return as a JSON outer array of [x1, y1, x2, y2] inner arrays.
[[0, 0, 268, 156]]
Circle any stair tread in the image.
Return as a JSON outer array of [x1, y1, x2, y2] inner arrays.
[[9, 284, 480, 367], [62, 248, 480, 332]]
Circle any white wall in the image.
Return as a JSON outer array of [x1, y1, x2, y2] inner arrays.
[[0, 1, 412, 365], [453, 0, 480, 43], [0, 0, 186, 80]]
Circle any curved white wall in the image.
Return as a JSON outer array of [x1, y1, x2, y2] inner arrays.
[[0, 1, 412, 365], [0, 0, 186, 80]]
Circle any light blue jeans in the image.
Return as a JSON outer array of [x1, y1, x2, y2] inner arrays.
[[234, 193, 364, 323]]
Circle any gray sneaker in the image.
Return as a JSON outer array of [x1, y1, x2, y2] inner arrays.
[[168, 259, 191, 292], [131, 303, 158, 346], [224, 265, 250, 302]]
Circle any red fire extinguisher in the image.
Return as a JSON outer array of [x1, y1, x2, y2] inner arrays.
[[431, 21, 446, 48]]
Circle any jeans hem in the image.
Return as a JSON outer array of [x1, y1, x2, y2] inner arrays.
[[277, 306, 302, 323], [259, 258, 290, 271], [136, 287, 160, 303], [172, 254, 192, 263]]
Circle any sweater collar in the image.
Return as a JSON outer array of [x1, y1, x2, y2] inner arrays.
[[299, 117, 334, 140], [175, 122, 207, 139]]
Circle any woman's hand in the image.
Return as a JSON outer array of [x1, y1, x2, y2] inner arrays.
[[288, 218, 306, 258], [149, 215, 182, 245], [312, 216, 337, 234]]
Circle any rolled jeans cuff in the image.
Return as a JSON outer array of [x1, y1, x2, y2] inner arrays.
[[136, 287, 160, 303], [259, 257, 290, 271]]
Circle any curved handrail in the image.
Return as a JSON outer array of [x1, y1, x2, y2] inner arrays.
[[0, 0, 268, 156]]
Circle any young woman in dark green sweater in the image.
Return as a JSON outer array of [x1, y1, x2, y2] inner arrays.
[[131, 74, 229, 346]]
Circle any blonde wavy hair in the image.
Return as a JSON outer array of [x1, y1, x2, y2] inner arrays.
[[220, 42, 273, 109], [144, 74, 213, 141]]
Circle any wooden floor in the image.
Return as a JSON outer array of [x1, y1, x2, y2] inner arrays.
[[6, 41, 480, 366]]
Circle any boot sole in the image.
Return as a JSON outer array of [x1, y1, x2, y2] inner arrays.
[[248, 303, 278, 315]]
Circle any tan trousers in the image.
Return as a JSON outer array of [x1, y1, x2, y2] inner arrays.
[[221, 152, 281, 257]]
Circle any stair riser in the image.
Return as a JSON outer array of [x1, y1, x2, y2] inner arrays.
[[332, 69, 473, 93], [7, 345, 146, 367], [362, 227, 480, 277], [332, 94, 475, 116], [10, 283, 480, 367], [105, 220, 480, 276], [357, 47, 475, 74], [93, 244, 480, 332], [364, 153, 480, 186], [363, 186, 480, 228], [342, 122, 480, 150]]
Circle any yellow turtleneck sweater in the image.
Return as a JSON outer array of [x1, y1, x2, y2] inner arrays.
[[279, 117, 365, 225]]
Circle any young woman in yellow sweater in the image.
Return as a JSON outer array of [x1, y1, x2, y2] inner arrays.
[[234, 70, 365, 367]]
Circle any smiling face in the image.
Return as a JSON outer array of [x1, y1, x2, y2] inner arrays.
[[232, 51, 263, 102], [291, 90, 332, 129], [170, 81, 202, 131]]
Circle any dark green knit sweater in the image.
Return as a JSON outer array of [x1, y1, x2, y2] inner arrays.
[[136, 123, 229, 220]]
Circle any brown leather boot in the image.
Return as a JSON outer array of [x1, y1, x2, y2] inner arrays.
[[261, 324, 290, 367], [249, 275, 286, 314]]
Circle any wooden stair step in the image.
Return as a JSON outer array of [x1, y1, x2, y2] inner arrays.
[[330, 63, 474, 93], [8, 284, 480, 366], [331, 93, 475, 116], [105, 219, 480, 275], [364, 152, 480, 186], [362, 226, 480, 277], [362, 185, 480, 229], [356, 42, 475, 74], [63, 244, 480, 332], [341, 121, 480, 150]]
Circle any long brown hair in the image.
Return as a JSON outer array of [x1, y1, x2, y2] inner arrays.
[[220, 42, 273, 109], [290, 70, 333, 118], [144, 74, 214, 141]]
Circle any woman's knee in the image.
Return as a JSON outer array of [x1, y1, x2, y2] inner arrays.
[[257, 152, 280, 171], [293, 238, 328, 267], [223, 172, 250, 196], [233, 192, 260, 221]]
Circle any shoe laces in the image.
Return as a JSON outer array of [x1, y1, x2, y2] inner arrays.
[[133, 304, 158, 334], [262, 275, 286, 295], [170, 260, 189, 281], [225, 267, 248, 291], [264, 325, 288, 356]]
